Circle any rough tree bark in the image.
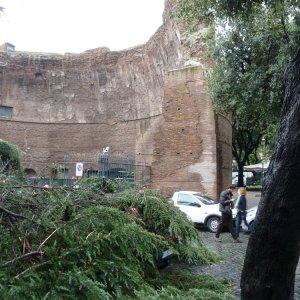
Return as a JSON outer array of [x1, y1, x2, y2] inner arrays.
[[240, 48, 300, 299], [237, 161, 245, 187]]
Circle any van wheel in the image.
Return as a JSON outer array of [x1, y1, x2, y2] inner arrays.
[[206, 216, 220, 233]]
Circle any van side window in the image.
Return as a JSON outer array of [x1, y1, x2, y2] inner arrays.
[[177, 194, 201, 207]]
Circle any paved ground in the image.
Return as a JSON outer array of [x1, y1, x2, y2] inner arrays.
[[167, 192, 300, 299], [170, 230, 300, 299], [191, 231, 253, 298]]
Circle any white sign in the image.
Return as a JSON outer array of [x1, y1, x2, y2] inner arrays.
[[76, 163, 83, 177]]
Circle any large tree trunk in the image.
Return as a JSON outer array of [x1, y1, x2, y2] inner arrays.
[[237, 161, 245, 187], [240, 49, 300, 299]]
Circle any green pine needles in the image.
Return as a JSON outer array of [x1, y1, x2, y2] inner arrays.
[[0, 181, 235, 299]]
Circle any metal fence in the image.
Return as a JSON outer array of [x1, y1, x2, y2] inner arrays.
[[29, 153, 151, 189]]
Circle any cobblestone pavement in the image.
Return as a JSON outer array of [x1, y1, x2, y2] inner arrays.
[[194, 231, 253, 299], [167, 192, 300, 299], [175, 230, 300, 299]]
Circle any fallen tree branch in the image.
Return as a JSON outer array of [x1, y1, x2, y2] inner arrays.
[[0, 206, 26, 219], [38, 228, 58, 250], [1, 251, 44, 267], [15, 261, 49, 279], [0, 185, 64, 190]]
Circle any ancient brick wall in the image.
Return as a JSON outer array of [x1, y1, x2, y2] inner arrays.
[[215, 113, 233, 198], [0, 4, 232, 197], [0, 120, 140, 175], [150, 66, 231, 198], [0, 23, 181, 124], [0, 19, 181, 172]]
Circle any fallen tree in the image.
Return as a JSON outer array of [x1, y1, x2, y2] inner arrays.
[[0, 177, 235, 299]]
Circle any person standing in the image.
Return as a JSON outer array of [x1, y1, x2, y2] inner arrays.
[[215, 185, 242, 243], [235, 187, 251, 237]]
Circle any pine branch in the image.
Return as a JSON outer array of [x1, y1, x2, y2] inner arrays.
[[0, 185, 64, 190], [1, 251, 44, 267], [15, 261, 49, 279], [0, 205, 26, 219], [38, 228, 58, 250]]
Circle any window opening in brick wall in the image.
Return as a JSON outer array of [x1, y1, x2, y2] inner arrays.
[[0, 105, 13, 117]]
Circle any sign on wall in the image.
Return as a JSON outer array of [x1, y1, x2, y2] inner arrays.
[[76, 162, 83, 177]]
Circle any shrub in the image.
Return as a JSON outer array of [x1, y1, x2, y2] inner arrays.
[[246, 185, 262, 191], [0, 139, 24, 175]]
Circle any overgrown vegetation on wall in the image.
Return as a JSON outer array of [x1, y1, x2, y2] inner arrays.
[[0, 177, 235, 299], [0, 139, 24, 175]]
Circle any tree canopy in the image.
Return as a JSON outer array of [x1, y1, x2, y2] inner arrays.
[[175, 0, 300, 298], [175, 0, 300, 185]]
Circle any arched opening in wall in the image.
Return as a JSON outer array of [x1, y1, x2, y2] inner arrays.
[[25, 168, 37, 177], [35, 72, 43, 81]]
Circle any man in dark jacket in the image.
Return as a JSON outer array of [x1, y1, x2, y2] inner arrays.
[[215, 185, 242, 243]]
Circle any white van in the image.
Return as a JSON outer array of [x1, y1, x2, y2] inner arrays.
[[232, 172, 253, 185]]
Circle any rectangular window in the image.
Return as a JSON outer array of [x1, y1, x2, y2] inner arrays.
[[0, 105, 13, 117]]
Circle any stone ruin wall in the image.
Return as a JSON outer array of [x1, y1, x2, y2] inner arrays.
[[0, 3, 232, 198], [150, 66, 232, 197]]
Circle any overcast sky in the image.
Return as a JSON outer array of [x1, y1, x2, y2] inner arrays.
[[0, 0, 165, 54]]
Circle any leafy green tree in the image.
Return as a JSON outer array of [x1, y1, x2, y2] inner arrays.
[[209, 16, 288, 185], [175, 0, 300, 186], [175, 0, 300, 298]]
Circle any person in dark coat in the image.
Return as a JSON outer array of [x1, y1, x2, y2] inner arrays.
[[215, 185, 242, 243], [235, 187, 251, 237]]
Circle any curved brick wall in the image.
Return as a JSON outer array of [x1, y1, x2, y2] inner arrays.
[[0, 3, 232, 198]]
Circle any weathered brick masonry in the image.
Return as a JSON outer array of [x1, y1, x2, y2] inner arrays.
[[0, 3, 232, 198], [150, 66, 232, 196]]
